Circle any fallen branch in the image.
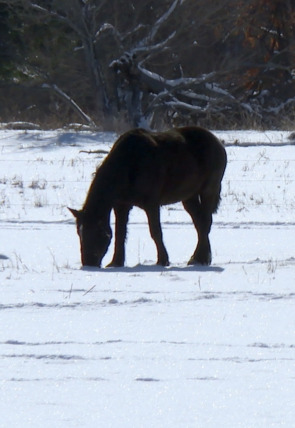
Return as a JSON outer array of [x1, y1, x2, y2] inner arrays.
[[79, 149, 109, 155], [42, 84, 97, 128]]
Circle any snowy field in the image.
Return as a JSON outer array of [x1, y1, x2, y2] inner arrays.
[[0, 128, 294, 428]]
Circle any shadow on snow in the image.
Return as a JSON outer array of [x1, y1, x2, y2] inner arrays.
[[81, 264, 224, 273]]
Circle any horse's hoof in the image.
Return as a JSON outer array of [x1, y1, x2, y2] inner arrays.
[[106, 261, 124, 268], [157, 260, 170, 267], [188, 257, 211, 266]]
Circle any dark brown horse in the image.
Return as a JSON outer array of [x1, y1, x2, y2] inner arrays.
[[69, 126, 227, 267]]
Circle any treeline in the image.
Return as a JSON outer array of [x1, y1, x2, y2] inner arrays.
[[0, 0, 294, 130]]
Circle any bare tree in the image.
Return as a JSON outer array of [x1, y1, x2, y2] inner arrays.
[[108, 0, 245, 128], [2, 0, 295, 129], [3, 0, 240, 128]]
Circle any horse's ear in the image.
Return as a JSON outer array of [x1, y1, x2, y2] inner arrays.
[[68, 207, 81, 219]]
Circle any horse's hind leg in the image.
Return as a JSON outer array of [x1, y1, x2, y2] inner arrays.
[[107, 204, 131, 267], [183, 194, 214, 265]]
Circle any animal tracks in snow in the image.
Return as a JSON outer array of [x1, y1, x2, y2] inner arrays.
[[1, 130, 295, 427]]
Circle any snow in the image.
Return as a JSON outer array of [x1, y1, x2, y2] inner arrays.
[[0, 128, 294, 428]]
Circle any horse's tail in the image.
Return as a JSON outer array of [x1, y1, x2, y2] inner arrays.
[[212, 190, 222, 214], [211, 144, 227, 214], [202, 166, 226, 214]]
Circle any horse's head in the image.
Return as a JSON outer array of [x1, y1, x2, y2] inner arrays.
[[68, 208, 112, 267]]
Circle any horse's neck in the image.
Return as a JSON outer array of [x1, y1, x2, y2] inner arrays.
[[83, 165, 114, 220]]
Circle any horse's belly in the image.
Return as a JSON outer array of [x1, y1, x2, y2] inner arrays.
[[158, 155, 202, 205], [160, 177, 200, 205]]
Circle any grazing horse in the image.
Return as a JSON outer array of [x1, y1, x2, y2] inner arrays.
[[69, 126, 227, 267]]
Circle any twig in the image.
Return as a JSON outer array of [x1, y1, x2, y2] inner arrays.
[[68, 283, 73, 299], [79, 149, 109, 155], [83, 285, 96, 296]]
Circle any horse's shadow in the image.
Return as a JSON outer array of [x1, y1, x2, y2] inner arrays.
[[81, 264, 224, 273]]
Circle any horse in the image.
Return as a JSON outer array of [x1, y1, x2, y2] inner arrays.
[[69, 126, 227, 268]]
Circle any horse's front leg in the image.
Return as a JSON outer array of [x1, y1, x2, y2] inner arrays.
[[107, 204, 131, 267], [146, 205, 169, 266]]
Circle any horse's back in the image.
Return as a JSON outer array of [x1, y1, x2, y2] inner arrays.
[[105, 126, 226, 207], [111, 126, 225, 164], [176, 126, 226, 165]]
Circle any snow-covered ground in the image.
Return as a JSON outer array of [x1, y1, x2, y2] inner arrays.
[[0, 128, 294, 427]]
